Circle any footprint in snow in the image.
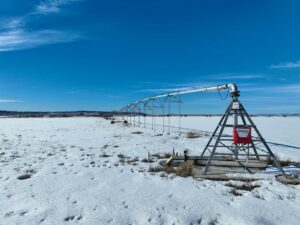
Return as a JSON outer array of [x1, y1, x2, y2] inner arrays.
[[64, 216, 75, 221], [5, 211, 14, 217], [19, 210, 27, 216], [17, 174, 32, 180]]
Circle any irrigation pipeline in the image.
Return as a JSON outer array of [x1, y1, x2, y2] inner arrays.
[[121, 83, 238, 111], [120, 82, 300, 151], [119, 83, 239, 137], [120, 83, 295, 177]]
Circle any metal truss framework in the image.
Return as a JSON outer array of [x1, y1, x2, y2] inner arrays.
[[120, 83, 286, 176]]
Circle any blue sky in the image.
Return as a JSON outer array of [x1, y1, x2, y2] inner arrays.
[[0, 0, 300, 113]]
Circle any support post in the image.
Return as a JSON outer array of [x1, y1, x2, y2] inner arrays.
[[240, 102, 286, 176], [204, 101, 233, 174]]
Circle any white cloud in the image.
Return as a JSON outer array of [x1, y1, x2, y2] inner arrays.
[[0, 0, 83, 52], [35, 0, 81, 14], [242, 84, 300, 94], [140, 87, 192, 93], [0, 30, 81, 52], [270, 61, 300, 69], [0, 99, 22, 103], [274, 84, 300, 94], [203, 73, 265, 80]]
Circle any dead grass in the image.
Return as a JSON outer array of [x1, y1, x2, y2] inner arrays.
[[127, 157, 139, 164], [276, 174, 300, 185], [176, 161, 194, 177], [149, 161, 194, 178], [199, 175, 258, 182], [141, 158, 155, 163], [152, 153, 172, 159], [149, 166, 176, 174], [283, 179, 300, 185], [267, 157, 299, 167], [225, 182, 260, 191], [229, 189, 243, 196], [226, 182, 260, 197], [186, 131, 202, 139]]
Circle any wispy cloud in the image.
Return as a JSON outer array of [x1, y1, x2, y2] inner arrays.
[[270, 61, 300, 69], [274, 84, 300, 94], [140, 82, 300, 96], [241, 84, 300, 94], [0, 99, 22, 103], [35, 0, 81, 14], [0, 0, 83, 52], [242, 96, 300, 103], [135, 80, 217, 94], [139, 87, 192, 93], [202, 73, 265, 80], [0, 30, 81, 52]]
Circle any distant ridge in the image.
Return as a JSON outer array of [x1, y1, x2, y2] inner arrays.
[[0, 110, 118, 118]]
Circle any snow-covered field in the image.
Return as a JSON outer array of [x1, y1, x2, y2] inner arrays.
[[0, 117, 300, 225]]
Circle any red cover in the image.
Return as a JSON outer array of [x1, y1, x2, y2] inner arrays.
[[233, 126, 252, 144]]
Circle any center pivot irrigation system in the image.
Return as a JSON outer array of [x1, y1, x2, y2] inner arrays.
[[120, 83, 286, 176]]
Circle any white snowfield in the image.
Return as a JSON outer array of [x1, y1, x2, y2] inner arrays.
[[0, 117, 299, 225]]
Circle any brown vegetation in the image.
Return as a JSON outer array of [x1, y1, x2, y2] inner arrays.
[[149, 160, 194, 178]]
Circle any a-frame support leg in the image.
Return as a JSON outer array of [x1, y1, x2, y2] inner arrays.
[[203, 101, 233, 174], [200, 102, 233, 157], [239, 102, 286, 176], [239, 108, 260, 160]]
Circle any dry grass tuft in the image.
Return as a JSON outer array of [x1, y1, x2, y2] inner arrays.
[[225, 182, 260, 191], [186, 132, 202, 138], [152, 153, 172, 159], [229, 189, 243, 196], [141, 158, 155, 163], [149, 166, 176, 174], [149, 160, 194, 178], [267, 158, 294, 167], [176, 161, 194, 177], [127, 157, 139, 164]]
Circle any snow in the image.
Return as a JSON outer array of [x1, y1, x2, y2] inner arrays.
[[0, 117, 300, 225]]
